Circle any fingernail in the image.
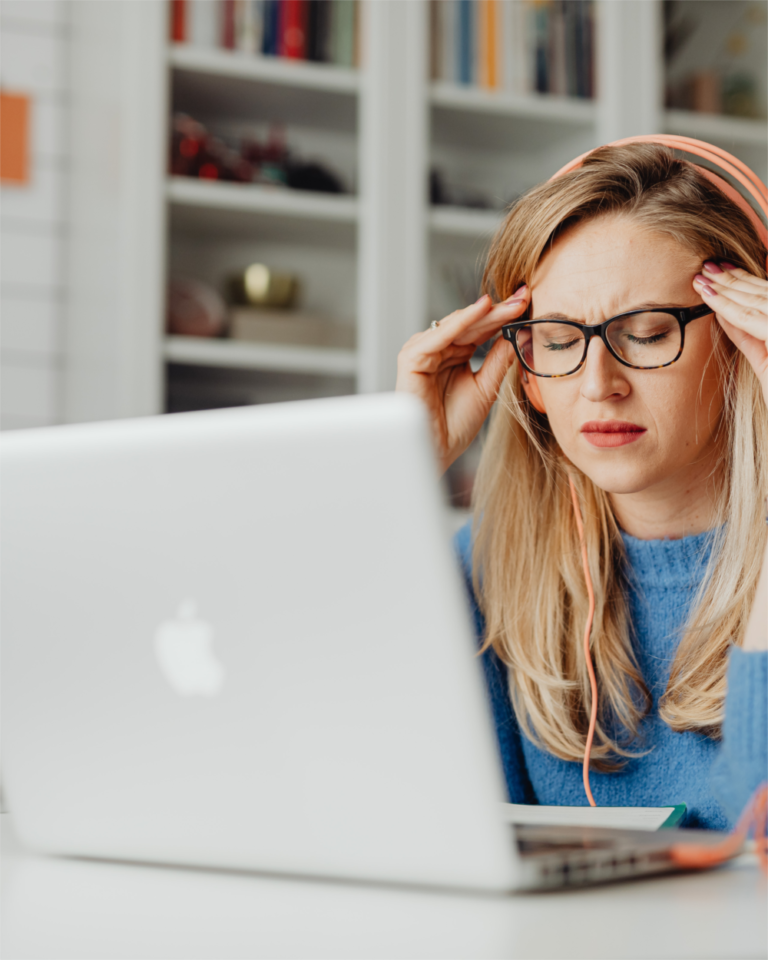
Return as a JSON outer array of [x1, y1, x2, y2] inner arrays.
[[505, 285, 527, 303], [720, 261, 737, 270], [475, 294, 488, 304], [703, 261, 723, 274], [505, 298, 525, 306], [694, 275, 717, 296]]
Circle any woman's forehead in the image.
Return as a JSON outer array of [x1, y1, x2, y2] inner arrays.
[[530, 217, 701, 319]]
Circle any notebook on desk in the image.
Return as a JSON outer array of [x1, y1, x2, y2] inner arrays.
[[1, 394, 734, 892], [503, 803, 687, 831]]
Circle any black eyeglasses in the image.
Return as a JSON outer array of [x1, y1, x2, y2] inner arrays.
[[501, 304, 713, 378]]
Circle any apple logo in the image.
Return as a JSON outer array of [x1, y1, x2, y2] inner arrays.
[[154, 599, 225, 696]]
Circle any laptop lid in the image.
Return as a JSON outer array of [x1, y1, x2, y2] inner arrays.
[[2, 394, 518, 891]]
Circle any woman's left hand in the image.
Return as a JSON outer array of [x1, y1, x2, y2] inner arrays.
[[694, 261, 768, 406]]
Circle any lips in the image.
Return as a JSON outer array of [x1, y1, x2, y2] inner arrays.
[[580, 420, 647, 448]]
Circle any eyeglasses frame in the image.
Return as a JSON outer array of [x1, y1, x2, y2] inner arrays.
[[501, 303, 714, 378]]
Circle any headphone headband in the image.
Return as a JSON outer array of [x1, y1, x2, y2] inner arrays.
[[550, 135, 768, 266]]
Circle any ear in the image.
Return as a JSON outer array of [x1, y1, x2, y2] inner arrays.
[[519, 363, 547, 414]]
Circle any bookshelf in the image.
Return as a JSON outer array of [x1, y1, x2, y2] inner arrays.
[[63, 0, 766, 450]]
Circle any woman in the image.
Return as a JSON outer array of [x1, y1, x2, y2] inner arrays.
[[396, 143, 767, 830]]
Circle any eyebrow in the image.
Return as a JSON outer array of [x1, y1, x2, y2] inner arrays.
[[530, 302, 682, 323]]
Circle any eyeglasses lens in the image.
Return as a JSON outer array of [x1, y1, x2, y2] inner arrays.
[[515, 313, 682, 376], [606, 312, 681, 368]]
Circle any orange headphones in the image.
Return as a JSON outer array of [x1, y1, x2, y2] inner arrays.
[[518, 135, 768, 417], [517, 137, 768, 830]]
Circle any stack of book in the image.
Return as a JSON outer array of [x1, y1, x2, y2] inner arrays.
[[431, 0, 594, 99], [170, 0, 359, 67]]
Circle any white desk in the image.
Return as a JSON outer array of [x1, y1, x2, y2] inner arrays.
[[2, 814, 766, 960]]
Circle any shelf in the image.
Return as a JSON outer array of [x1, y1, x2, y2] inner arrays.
[[430, 83, 596, 125], [663, 111, 768, 147], [169, 44, 360, 94], [164, 336, 358, 377], [167, 177, 358, 220], [167, 177, 358, 244], [430, 206, 504, 238]]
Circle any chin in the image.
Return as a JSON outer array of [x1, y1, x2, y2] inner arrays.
[[572, 461, 659, 496]]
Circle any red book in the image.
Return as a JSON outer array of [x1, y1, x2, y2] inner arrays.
[[221, 0, 235, 49], [281, 0, 307, 59], [170, 0, 186, 42]]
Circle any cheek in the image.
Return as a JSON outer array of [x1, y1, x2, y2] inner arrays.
[[536, 380, 581, 448]]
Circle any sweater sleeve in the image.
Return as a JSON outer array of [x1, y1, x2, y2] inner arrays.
[[453, 523, 538, 805], [709, 647, 768, 823]]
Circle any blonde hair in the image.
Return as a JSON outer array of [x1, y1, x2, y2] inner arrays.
[[473, 143, 768, 769]]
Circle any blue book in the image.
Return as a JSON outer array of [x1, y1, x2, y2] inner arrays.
[[262, 0, 280, 55], [458, 0, 473, 85]]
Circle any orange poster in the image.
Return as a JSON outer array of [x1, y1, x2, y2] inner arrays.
[[0, 92, 30, 185]]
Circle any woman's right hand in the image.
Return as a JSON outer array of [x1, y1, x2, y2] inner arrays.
[[396, 287, 530, 473]]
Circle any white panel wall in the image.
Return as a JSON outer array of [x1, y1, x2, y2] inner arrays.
[[0, 0, 70, 429]]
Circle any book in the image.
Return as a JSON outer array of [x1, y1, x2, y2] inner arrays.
[[477, 0, 499, 89], [502, 803, 688, 831], [221, 0, 236, 48], [332, 0, 356, 68], [234, 0, 262, 52], [170, 0, 186, 42], [229, 308, 356, 350], [281, 0, 307, 59], [189, 0, 218, 47], [306, 0, 330, 62], [440, 0, 458, 83], [261, 0, 280, 54], [458, 0, 473, 85]]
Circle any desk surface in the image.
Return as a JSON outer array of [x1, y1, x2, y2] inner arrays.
[[2, 815, 766, 960]]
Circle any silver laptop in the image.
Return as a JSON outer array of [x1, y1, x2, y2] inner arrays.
[[1, 393, 727, 891]]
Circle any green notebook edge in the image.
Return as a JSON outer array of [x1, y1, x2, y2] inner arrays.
[[659, 804, 687, 829]]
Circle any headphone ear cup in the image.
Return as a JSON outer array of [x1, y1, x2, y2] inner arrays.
[[519, 363, 547, 414]]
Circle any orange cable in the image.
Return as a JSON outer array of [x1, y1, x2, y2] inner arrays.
[[568, 474, 598, 807]]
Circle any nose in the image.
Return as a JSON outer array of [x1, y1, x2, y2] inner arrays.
[[579, 336, 630, 403]]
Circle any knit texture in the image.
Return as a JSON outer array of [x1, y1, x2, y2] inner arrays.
[[455, 522, 768, 830]]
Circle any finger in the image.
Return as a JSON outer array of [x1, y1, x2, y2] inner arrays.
[[452, 295, 530, 347], [694, 277, 768, 340], [427, 294, 497, 351], [472, 332, 517, 404], [433, 285, 530, 349], [716, 315, 768, 375], [702, 262, 768, 296], [707, 281, 768, 313]]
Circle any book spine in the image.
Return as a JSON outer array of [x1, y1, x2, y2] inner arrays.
[[477, 0, 488, 87], [170, 0, 187, 42], [440, 0, 456, 83], [306, 0, 320, 60], [221, 0, 236, 48], [430, 0, 441, 81], [584, 0, 594, 98], [319, 0, 333, 61], [458, 0, 471, 85], [281, 0, 307, 58], [188, 0, 218, 46], [534, 2, 548, 93], [549, 0, 566, 96], [333, 0, 355, 67], [487, 0, 499, 88], [563, 0, 576, 97], [262, 0, 279, 53], [234, 0, 260, 51], [513, 0, 529, 94]]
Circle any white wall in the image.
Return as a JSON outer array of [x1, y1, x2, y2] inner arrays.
[[0, 0, 70, 430]]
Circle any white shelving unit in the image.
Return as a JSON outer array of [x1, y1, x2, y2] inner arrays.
[[164, 335, 357, 377], [63, 0, 766, 426]]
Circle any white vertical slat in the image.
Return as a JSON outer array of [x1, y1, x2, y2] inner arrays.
[[356, 0, 429, 394], [596, 0, 662, 144], [64, 0, 167, 422]]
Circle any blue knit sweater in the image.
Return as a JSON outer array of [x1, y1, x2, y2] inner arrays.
[[455, 523, 768, 830]]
